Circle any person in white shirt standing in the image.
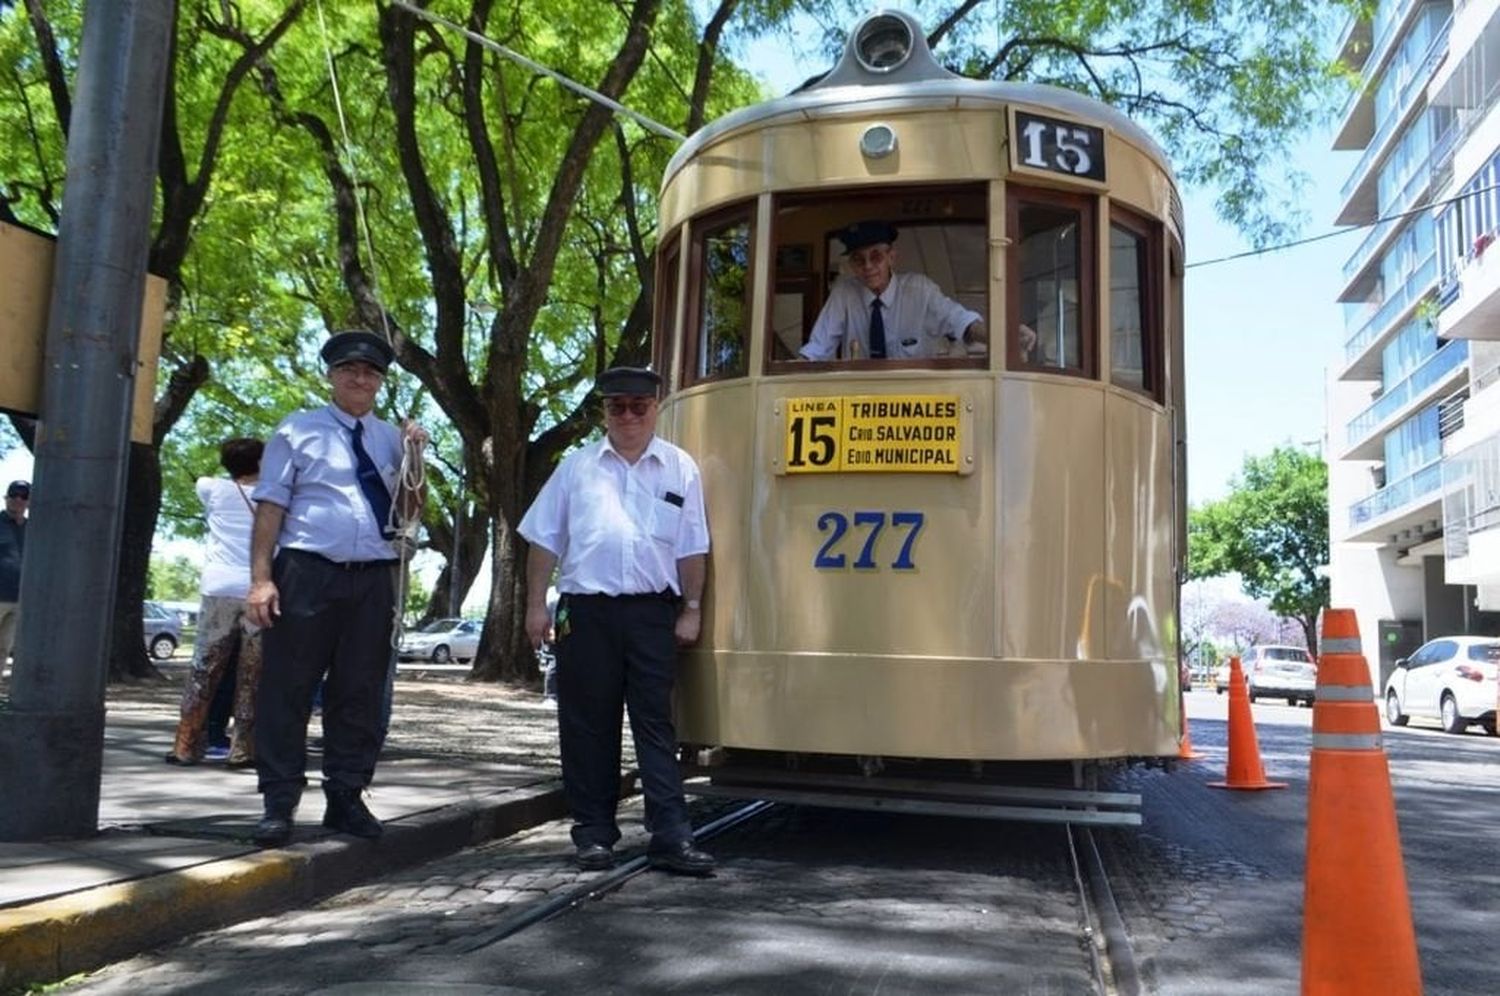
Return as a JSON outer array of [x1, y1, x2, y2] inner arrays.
[[519, 366, 714, 876], [165, 438, 264, 767]]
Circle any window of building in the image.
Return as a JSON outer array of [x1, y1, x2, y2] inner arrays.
[[1108, 208, 1162, 400], [685, 205, 754, 384], [1008, 185, 1096, 376]]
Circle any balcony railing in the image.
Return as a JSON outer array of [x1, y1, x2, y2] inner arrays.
[[1350, 458, 1444, 527], [1442, 429, 1500, 562], [1342, 158, 1441, 285], [1344, 251, 1438, 363], [1339, 20, 1450, 205], [1346, 339, 1469, 446]]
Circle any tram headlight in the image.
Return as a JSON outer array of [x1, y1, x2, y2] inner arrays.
[[853, 14, 913, 74], [860, 123, 898, 159]]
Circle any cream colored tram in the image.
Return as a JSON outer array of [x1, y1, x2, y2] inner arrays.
[[652, 10, 1186, 824]]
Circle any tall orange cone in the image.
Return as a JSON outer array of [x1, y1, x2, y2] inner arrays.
[[1301, 609, 1421, 995], [1208, 655, 1286, 790]]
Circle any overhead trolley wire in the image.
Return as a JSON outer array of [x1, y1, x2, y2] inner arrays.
[[388, 0, 687, 143], [1186, 181, 1500, 269]]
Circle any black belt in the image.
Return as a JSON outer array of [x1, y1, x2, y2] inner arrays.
[[282, 548, 398, 572], [567, 589, 676, 602]]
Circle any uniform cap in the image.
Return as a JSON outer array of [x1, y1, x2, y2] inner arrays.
[[321, 330, 394, 373], [5, 480, 28, 498], [596, 366, 662, 397], [838, 219, 898, 253]]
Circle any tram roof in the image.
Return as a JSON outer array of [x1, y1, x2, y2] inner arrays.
[[663, 9, 1175, 189]]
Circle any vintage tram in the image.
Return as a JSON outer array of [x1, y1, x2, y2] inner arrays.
[[651, 10, 1186, 824]]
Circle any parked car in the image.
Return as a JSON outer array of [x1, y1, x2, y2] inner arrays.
[[398, 618, 481, 664], [1244, 645, 1317, 706], [1383, 636, 1500, 735], [142, 600, 183, 661]]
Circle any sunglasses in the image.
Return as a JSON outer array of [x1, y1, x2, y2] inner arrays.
[[604, 398, 654, 417]]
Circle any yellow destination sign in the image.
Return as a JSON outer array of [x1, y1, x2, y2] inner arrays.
[[783, 395, 963, 473]]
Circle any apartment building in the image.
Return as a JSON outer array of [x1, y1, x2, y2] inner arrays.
[[1329, 0, 1500, 689]]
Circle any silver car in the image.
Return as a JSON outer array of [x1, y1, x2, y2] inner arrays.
[[398, 618, 481, 664], [142, 600, 183, 661], [1244, 644, 1317, 706]]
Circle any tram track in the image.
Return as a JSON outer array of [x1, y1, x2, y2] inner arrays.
[[449, 798, 775, 954], [1069, 824, 1141, 996]]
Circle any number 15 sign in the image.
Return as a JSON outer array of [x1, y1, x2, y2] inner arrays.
[[1009, 108, 1107, 183]]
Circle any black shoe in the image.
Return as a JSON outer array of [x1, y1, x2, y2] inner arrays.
[[322, 784, 383, 838], [648, 840, 715, 876], [575, 843, 614, 871], [163, 752, 199, 766], [252, 811, 293, 847]]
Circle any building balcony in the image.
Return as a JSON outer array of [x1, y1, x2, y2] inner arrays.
[[1437, 232, 1500, 339], [1343, 339, 1470, 458], [1337, 24, 1451, 215], [1340, 164, 1439, 302], [1442, 428, 1500, 583], [1345, 459, 1445, 543], [1342, 250, 1439, 378]]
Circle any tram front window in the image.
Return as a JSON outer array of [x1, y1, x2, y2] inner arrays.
[[1017, 204, 1083, 370], [765, 189, 989, 371]]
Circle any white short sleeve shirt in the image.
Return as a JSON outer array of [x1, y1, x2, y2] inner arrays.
[[518, 434, 710, 596]]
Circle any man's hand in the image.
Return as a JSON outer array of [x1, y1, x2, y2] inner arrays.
[[402, 420, 429, 449], [675, 605, 702, 646], [246, 579, 280, 629], [525, 604, 551, 650], [964, 319, 989, 345], [1018, 323, 1038, 360]]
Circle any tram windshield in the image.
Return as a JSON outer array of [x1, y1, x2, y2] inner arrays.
[[766, 186, 989, 371]]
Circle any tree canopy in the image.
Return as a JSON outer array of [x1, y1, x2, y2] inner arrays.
[[0, 0, 1359, 682], [1189, 446, 1330, 654]]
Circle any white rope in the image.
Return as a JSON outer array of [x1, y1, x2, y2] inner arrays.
[[312, 0, 427, 649]]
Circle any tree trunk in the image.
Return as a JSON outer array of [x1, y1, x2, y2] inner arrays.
[[422, 507, 489, 623], [470, 515, 531, 684], [109, 442, 163, 681]]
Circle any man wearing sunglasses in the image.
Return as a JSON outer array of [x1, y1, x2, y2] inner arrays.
[[798, 219, 987, 361], [519, 366, 714, 876], [0, 479, 28, 673]]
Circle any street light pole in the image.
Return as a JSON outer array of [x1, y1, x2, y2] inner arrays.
[[0, 0, 176, 840]]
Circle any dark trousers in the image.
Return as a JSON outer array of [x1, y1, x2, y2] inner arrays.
[[556, 593, 691, 850], [254, 549, 395, 808]]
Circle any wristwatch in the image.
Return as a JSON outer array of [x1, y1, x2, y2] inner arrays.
[[685, 599, 701, 610]]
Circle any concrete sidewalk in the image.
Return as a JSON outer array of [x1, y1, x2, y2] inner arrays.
[[0, 673, 575, 992]]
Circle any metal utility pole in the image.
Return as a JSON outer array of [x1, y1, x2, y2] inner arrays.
[[0, 1, 176, 840]]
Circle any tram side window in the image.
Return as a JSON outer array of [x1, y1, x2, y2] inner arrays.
[[652, 237, 681, 382], [1010, 188, 1095, 376], [1108, 211, 1161, 400], [688, 211, 753, 383]]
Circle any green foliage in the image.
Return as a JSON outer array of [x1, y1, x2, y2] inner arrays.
[[147, 555, 201, 602], [1189, 446, 1329, 649]]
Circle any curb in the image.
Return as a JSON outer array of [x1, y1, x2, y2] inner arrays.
[[0, 778, 578, 993]]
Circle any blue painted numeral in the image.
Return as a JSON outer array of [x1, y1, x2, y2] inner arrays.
[[812, 510, 924, 571], [814, 511, 848, 568]]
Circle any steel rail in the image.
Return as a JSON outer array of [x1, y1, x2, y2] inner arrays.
[[451, 799, 774, 954], [1071, 825, 1141, 996]]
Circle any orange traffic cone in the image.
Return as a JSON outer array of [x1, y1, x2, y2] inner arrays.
[[1301, 609, 1421, 995], [1178, 711, 1204, 760], [1208, 655, 1286, 790]]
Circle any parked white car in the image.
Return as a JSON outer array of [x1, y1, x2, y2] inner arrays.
[[398, 618, 481, 664], [1383, 636, 1500, 735]]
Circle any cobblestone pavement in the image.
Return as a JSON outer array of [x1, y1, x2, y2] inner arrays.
[[105, 672, 579, 771], [64, 801, 1100, 995]]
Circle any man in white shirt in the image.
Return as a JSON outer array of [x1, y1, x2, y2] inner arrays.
[[798, 219, 988, 361], [519, 366, 714, 876], [245, 330, 428, 847], [165, 438, 263, 767]]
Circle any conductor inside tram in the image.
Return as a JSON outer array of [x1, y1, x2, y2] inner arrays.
[[767, 187, 989, 368]]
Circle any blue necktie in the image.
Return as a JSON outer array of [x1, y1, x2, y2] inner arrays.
[[350, 420, 394, 539], [869, 297, 887, 359]]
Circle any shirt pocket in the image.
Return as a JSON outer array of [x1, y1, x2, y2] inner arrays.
[[649, 499, 682, 546]]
